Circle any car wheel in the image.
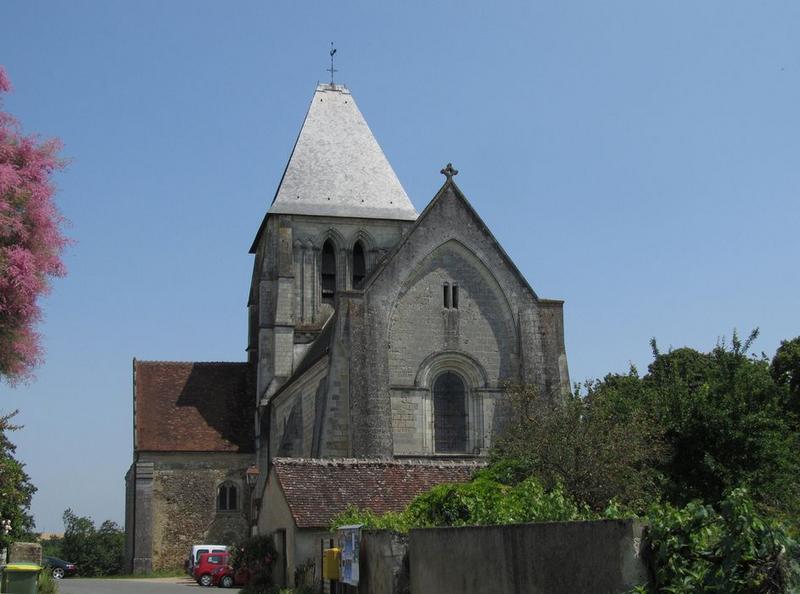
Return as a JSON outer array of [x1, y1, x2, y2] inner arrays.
[[52, 567, 65, 580], [220, 575, 234, 588], [199, 573, 213, 587]]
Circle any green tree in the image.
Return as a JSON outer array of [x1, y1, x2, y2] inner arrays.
[[0, 411, 36, 551], [39, 536, 63, 559], [61, 509, 124, 576], [491, 381, 667, 512], [771, 337, 800, 421], [645, 331, 800, 516], [492, 331, 800, 520]]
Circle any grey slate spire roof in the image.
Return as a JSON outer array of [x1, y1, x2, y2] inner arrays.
[[268, 84, 417, 221]]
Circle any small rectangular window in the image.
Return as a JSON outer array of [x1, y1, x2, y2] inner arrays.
[[452, 285, 459, 309], [443, 283, 450, 308]]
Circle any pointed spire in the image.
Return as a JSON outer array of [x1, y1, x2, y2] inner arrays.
[[268, 85, 417, 221]]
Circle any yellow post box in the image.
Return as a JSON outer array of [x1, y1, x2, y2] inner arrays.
[[323, 547, 341, 580]]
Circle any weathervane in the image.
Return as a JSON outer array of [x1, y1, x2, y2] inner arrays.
[[441, 163, 458, 181], [327, 42, 338, 86]]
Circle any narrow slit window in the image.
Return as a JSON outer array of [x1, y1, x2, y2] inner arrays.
[[443, 283, 450, 308], [321, 240, 336, 306], [352, 241, 365, 289], [452, 285, 459, 309]]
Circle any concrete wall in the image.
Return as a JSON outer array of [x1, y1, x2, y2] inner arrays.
[[409, 520, 648, 594], [294, 529, 329, 587], [8, 542, 41, 565], [358, 531, 409, 594]]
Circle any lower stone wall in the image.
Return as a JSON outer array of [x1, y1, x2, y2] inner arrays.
[[409, 520, 648, 594], [128, 452, 253, 572], [152, 468, 247, 570]]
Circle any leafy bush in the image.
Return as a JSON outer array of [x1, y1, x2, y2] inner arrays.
[[331, 474, 599, 533], [406, 474, 590, 527], [37, 570, 58, 594], [233, 533, 278, 594], [330, 506, 411, 533], [645, 489, 796, 593]]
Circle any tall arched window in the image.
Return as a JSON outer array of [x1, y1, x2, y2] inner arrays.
[[433, 372, 467, 453], [352, 241, 365, 289], [321, 240, 336, 306], [217, 482, 238, 511]]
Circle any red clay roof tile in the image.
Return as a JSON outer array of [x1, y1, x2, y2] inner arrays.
[[134, 360, 254, 453], [272, 458, 483, 528]]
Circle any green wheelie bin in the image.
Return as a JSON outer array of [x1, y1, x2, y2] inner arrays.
[[1, 563, 41, 594]]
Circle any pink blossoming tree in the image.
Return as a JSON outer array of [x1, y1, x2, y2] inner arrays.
[[0, 66, 68, 384]]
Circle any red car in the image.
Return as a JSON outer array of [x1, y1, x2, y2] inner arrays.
[[211, 564, 251, 588], [194, 552, 230, 587]]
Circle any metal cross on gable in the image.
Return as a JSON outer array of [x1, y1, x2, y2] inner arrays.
[[440, 163, 458, 181], [327, 42, 338, 85]]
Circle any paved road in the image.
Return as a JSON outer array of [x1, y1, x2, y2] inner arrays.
[[58, 576, 241, 594]]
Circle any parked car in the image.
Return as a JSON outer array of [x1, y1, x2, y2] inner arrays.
[[43, 556, 77, 579], [194, 551, 230, 587], [211, 564, 250, 588], [187, 544, 227, 576]]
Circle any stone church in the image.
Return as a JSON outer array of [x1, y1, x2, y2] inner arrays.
[[125, 82, 570, 579]]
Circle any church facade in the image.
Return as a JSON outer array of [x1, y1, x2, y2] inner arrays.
[[125, 83, 570, 577]]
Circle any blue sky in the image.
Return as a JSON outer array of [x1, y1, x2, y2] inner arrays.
[[1, 1, 798, 532]]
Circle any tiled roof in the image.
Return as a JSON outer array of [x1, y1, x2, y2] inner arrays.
[[134, 361, 254, 453], [268, 84, 417, 221], [272, 458, 484, 528], [251, 84, 417, 253]]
